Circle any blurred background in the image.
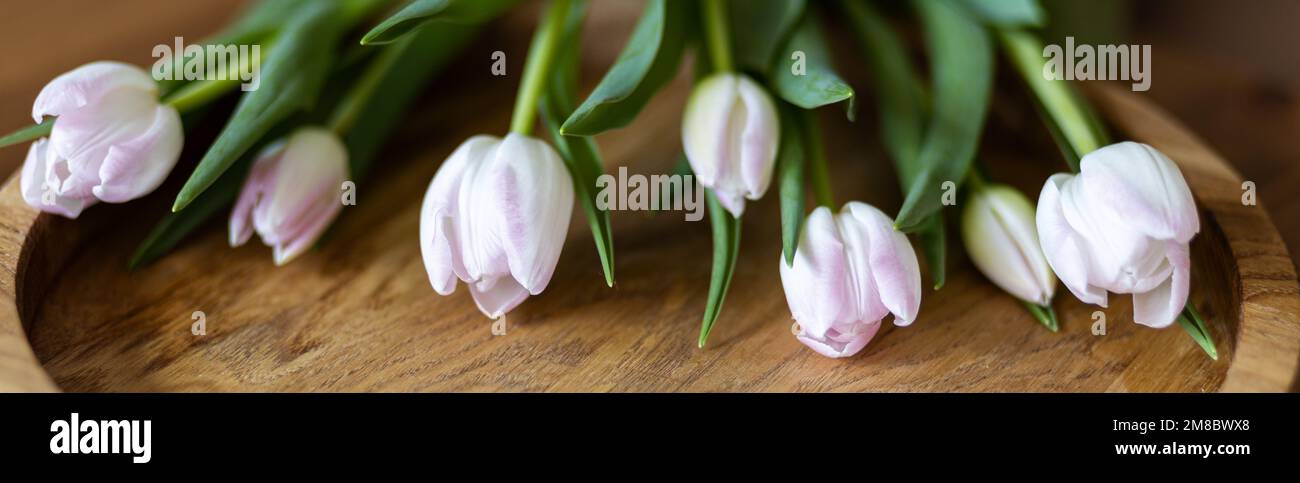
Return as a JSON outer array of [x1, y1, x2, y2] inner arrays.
[[1, 0, 1297, 262]]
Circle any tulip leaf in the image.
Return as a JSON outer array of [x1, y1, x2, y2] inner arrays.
[[1178, 304, 1218, 360], [540, 0, 616, 287], [699, 188, 742, 348], [842, 0, 948, 289], [172, 1, 346, 212], [769, 10, 855, 117], [777, 105, 806, 266], [0, 118, 54, 149], [955, 0, 1045, 28], [893, 0, 993, 232], [136, 12, 482, 268], [559, 0, 687, 136], [361, 0, 519, 45], [129, 156, 253, 269], [1022, 301, 1060, 332], [729, 0, 806, 73]]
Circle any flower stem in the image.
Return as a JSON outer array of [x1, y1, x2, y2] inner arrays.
[[510, 0, 572, 136], [329, 36, 411, 135], [700, 0, 734, 73], [802, 111, 834, 208], [998, 29, 1109, 173]]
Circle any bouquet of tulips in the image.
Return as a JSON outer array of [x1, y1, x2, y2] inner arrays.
[[0, 0, 1216, 360]]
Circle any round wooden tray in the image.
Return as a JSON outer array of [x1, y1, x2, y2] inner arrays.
[[0, 65, 1297, 392]]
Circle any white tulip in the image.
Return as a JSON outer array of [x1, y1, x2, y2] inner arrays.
[[419, 133, 574, 319], [229, 128, 349, 266], [1036, 142, 1199, 328], [962, 184, 1056, 306], [20, 61, 183, 218], [681, 72, 779, 217]]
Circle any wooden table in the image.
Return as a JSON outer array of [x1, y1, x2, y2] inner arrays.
[[0, 1, 1296, 392]]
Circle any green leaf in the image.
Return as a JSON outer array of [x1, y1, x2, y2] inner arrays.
[[129, 156, 253, 269], [1178, 303, 1218, 360], [699, 188, 742, 347], [769, 10, 855, 117], [1021, 301, 1060, 332], [361, 0, 519, 45], [841, 0, 947, 288], [172, 1, 347, 212], [729, 0, 806, 73], [777, 106, 806, 266], [560, 0, 687, 136], [955, 0, 1045, 28], [0, 118, 54, 149], [539, 0, 616, 287], [894, 0, 994, 232]]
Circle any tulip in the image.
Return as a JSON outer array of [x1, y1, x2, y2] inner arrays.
[[229, 128, 348, 266], [962, 183, 1056, 306], [1036, 141, 1200, 328], [419, 133, 574, 320], [19, 61, 183, 218], [779, 202, 922, 358], [681, 72, 779, 217]]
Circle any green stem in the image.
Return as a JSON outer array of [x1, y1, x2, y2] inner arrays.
[[329, 37, 411, 135], [700, 0, 734, 73], [802, 112, 834, 208], [510, 0, 573, 136], [998, 29, 1109, 172]]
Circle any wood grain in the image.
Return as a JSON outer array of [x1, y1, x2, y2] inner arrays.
[[0, 1, 1297, 392]]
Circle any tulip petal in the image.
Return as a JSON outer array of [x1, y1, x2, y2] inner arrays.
[[469, 275, 531, 320], [91, 105, 183, 203], [844, 202, 922, 325], [1037, 174, 1108, 306], [229, 141, 284, 247], [779, 206, 855, 339], [681, 74, 736, 189], [736, 75, 779, 202], [1080, 142, 1199, 243], [1132, 241, 1190, 328], [32, 61, 157, 122], [492, 133, 574, 295], [797, 321, 881, 358], [20, 138, 92, 218], [420, 136, 498, 294]]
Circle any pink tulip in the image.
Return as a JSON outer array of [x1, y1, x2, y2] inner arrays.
[[681, 73, 779, 217], [779, 202, 922, 358], [1036, 142, 1200, 328], [229, 128, 348, 266], [20, 61, 182, 218], [419, 133, 574, 320]]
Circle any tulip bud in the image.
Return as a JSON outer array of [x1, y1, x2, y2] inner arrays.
[[19, 61, 183, 218], [779, 202, 922, 358], [229, 128, 348, 266], [681, 73, 779, 217], [961, 183, 1056, 306], [1036, 142, 1200, 328], [419, 133, 575, 320]]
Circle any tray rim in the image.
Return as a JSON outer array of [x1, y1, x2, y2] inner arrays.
[[0, 84, 1297, 393]]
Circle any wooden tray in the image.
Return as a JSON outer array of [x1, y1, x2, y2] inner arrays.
[[1, 10, 1298, 393]]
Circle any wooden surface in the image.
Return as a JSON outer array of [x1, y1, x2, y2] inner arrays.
[[0, 1, 1298, 392]]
